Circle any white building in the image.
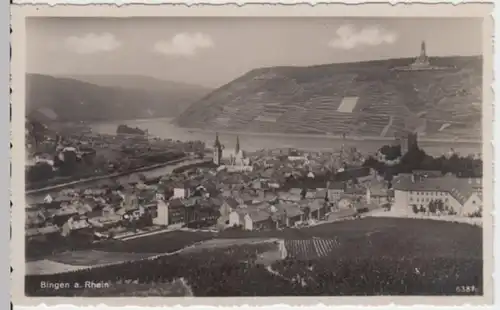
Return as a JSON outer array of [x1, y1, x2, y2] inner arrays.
[[153, 200, 169, 226], [392, 174, 482, 216]]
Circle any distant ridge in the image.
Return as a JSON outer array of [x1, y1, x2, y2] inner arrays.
[[60, 74, 211, 93], [26, 74, 211, 123], [175, 56, 482, 140]]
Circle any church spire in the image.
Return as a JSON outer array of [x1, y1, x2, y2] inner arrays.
[[213, 132, 223, 166], [214, 132, 221, 148], [235, 135, 240, 154]]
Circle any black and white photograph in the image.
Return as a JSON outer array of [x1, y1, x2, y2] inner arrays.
[[11, 4, 493, 303]]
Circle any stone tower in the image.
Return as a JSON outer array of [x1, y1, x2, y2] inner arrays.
[[213, 132, 223, 166]]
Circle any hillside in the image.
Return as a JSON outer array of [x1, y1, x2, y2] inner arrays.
[[26, 74, 211, 122], [175, 56, 482, 140], [62, 74, 210, 94]]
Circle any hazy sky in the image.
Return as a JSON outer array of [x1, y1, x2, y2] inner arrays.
[[27, 17, 483, 88]]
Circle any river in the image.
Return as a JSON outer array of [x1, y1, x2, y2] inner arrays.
[[90, 118, 482, 157]]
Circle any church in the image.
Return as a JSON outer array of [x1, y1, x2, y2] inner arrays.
[[212, 133, 253, 172]]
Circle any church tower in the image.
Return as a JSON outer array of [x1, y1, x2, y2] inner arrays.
[[213, 133, 223, 166], [235, 135, 240, 155]]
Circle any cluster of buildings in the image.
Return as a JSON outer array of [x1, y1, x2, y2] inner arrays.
[[25, 134, 387, 238], [151, 134, 386, 231], [26, 130, 484, 241], [26, 184, 157, 238], [25, 126, 206, 186]]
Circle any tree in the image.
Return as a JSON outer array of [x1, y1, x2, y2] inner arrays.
[[302, 206, 311, 221], [380, 145, 402, 161], [59, 150, 78, 176], [400, 146, 426, 172], [435, 200, 445, 213], [428, 200, 437, 214], [412, 205, 419, 214], [27, 162, 54, 183]]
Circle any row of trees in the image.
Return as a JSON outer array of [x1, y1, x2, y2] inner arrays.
[[411, 199, 454, 215], [363, 144, 482, 182]]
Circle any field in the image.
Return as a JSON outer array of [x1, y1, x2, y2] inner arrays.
[[25, 218, 483, 296], [26, 230, 214, 262]]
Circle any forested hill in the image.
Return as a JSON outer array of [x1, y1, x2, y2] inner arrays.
[[26, 74, 211, 122]]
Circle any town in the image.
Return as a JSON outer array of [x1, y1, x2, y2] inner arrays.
[[25, 125, 483, 259]]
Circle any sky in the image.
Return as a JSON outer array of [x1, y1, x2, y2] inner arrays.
[[26, 17, 483, 88]]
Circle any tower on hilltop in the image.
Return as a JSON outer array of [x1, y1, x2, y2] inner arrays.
[[420, 41, 427, 59], [411, 40, 430, 68], [213, 132, 223, 166]]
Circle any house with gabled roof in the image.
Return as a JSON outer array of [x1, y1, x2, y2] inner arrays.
[[392, 174, 482, 216]]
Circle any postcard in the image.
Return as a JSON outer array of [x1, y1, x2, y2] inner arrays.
[[10, 3, 494, 306]]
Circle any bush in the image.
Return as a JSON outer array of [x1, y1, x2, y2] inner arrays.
[[468, 210, 482, 218], [26, 162, 54, 183], [428, 200, 437, 214]]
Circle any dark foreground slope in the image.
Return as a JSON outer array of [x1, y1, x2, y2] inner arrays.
[[26, 74, 210, 122], [176, 56, 482, 140], [26, 218, 482, 296]]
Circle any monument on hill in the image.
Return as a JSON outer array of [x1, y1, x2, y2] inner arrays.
[[392, 40, 453, 72], [411, 41, 431, 69]]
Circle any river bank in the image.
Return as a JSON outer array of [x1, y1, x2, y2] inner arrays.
[[90, 118, 482, 157], [183, 127, 481, 144]]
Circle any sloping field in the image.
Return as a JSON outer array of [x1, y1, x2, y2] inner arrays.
[[26, 218, 483, 296], [176, 56, 482, 139], [25, 260, 90, 276], [48, 250, 158, 266]]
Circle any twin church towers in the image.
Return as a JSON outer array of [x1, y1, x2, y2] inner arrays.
[[213, 133, 247, 167]]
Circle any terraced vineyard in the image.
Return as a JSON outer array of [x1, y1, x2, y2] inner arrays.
[[176, 56, 482, 140], [285, 239, 341, 260]]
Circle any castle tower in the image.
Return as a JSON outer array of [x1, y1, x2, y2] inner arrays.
[[397, 130, 419, 155], [407, 132, 419, 151], [213, 132, 223, 166]]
